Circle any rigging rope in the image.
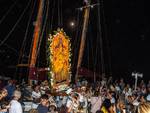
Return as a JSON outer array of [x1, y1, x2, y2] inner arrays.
[[18, 0, 36, 64], [0, 0, 18, 25], [0, 0, 32, 47], [18, 0, 37, 64], [72, 10, 80, 50], [0, 40, 18, 56], [72, 10, 83, 68], [93, 31, 99, 71], [57, 0, 63, 27], [60, 0, 63, 27], [87, 29, 90, 71], [57, 0, 60, 27], [89, 19, 95, 70], [94, 34, 99, 81], [89, 19, 98, 73], [101, 0, 112, 75], [88, 19, 98, 82], [50, 0, 55, 31], [97, 0, 105, 75]]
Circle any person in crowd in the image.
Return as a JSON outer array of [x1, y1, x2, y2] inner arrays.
[[32, 84, 41, 109], [0, 88, 9, 113], [0, 88, 8, 100], [37, 94, 49, 113], [78, 86, 88, 113], [0, 101, 10, 113], [147, 80, 150, 88], [46, 90, 56, 106], [9, 90, 22, 113], [66, 92, 79, 113], [116, 100, 126, 113], [115, 82, 121, 96], [49, 103, 58, 113], [91, 91, 102, 113], [119, 78, 125, 91], [5, 80, 15, 100], [100, 98, 111, 113], [40, 80, 50, 95], [40, 82, 46, 95], [107, 76, 113, 85], [1, 73, 150, 113], [32, 85, 41, 99], [140, 80, 146, 88]]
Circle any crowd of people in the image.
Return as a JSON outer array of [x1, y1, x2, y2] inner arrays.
[[0, 76, 150, 113]]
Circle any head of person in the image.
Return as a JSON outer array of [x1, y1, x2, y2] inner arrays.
[[40, 94, 49, 106], [1, 88, 8, 98], [45, 90, 51, 97], [102, 98, 111, 110], [33, 85, 40, 92], [8, 80, 13, 85], [43, 80, 49, 86], [49, 104, 57, 111], [81, 86, 86, 92], [13, 90, 21, 100]]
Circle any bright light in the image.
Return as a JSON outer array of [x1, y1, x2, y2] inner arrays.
[[70, 22, 75, 27], [91, 5, 94, 8], [68, 20, 76, 29]]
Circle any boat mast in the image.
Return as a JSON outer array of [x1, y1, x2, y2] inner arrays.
[[75, 0, 91, 83], [28, 0, 44, 83]]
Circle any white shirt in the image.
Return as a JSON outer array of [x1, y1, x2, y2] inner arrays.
[[146, 94, 150, 101], [40, 86, 46, 94], [66, 98, 78, 111], [31, 91, 41, 109], [9, 100, 23, 113], [62, 96, 68, 105], [78, 93, 88, 108], [32, 91, 41, 99], [66, 99, 73, 108], [91, 96, 102, 113]]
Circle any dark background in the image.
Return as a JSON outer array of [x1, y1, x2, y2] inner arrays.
[[0, 0, 149, 81]]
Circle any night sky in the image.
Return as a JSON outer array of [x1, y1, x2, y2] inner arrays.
[[0, 0, 149, 81]]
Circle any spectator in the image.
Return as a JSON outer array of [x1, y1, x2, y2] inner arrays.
[[5, 80, 15, 100], [32, 85, 41, 109], [37, 94, 49, 113], [9, 90, 22, 113]]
